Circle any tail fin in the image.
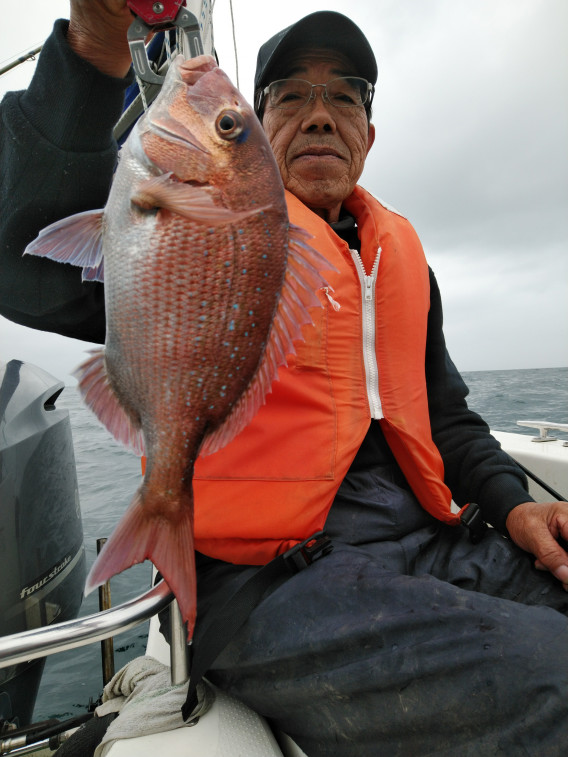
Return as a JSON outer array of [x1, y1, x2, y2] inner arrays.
[[85, 489, 196, 640]]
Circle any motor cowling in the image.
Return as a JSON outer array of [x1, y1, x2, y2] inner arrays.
[[0, 360, 86, 726]]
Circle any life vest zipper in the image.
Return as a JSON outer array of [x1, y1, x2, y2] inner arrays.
[[350, 248, 383, 419]]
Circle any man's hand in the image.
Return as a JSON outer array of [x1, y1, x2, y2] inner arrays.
[[68, 1, 134, 78], [506, 501, 568, 589]]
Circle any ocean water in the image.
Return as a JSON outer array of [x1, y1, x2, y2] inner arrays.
[[32, 366, 568, 722]]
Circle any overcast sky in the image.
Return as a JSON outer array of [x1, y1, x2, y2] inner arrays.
[[1, 0, 567, 383]]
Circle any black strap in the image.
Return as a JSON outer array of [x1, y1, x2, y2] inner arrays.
[[182, 531, 333, 722]]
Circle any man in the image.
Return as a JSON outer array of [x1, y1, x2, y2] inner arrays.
[[1, 3, 568, 755]]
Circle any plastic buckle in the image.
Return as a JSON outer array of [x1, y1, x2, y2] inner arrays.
[[460, 503, 488, 544], [283, 531, 334, 573]]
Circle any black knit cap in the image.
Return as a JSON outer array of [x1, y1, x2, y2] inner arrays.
[[254, 11, 377, 115]]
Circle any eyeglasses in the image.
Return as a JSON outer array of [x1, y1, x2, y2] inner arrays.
[[262, 76, 374, 110]]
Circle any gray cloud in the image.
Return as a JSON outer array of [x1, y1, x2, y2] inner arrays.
[[1, 0, 566, 375]]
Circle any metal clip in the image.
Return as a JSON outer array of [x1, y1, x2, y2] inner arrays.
[[127, 17, 164, 84], [174, 6, 204, 60], [127, 6, 203, 85]]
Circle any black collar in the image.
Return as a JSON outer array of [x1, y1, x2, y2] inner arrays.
[[331, 210, 360, 252]]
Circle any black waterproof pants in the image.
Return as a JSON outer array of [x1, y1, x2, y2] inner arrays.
[[192, 467, 568, 757]]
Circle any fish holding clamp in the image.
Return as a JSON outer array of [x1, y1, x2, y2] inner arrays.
[[126, 0, 205, 84]]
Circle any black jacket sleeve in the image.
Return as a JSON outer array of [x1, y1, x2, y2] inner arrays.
[[425, 267, 533, 533], [0, 20, 133, 344]]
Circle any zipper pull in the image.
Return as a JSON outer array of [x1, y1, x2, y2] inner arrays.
[[322, 286, 341, 311], [364, 276, 374, 301]]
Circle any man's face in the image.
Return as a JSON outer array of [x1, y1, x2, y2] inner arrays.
[[262, 49, 375, 223]]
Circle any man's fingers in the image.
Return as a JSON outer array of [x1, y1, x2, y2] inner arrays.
[[507, 502, 568, 590], [69, 0, 134, 77], [553, 564, 568, 587], [534, 538, 568, 587], [534, 557, 568, 590]]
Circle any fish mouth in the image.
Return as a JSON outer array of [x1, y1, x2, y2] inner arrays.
[[177, 54, 218, 82], [145, 56, 213, 154]]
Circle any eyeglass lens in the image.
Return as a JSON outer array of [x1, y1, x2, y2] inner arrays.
[[268, 77, 370, 109]]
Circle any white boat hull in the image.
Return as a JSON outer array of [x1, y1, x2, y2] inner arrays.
[[492, 428, 568, 502]]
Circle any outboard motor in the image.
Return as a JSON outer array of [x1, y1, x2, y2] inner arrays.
[[0, 360, 86, 727]]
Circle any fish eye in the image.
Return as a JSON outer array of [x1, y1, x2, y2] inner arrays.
[[215, 110, 244, 140]]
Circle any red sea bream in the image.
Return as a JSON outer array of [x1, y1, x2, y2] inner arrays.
[[24, 54, 331, 638]]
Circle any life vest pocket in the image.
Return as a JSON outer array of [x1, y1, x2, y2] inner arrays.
[[194, 296, 336, 482]]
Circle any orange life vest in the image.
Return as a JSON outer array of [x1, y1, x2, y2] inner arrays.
[[192, 186, 460, 564]]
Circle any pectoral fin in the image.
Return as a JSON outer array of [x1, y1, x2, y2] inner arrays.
[[132, 174, 269, 226], [24, 209, 105, 282]]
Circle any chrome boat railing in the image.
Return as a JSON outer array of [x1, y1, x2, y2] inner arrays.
[[0, 581, 190, 685]]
